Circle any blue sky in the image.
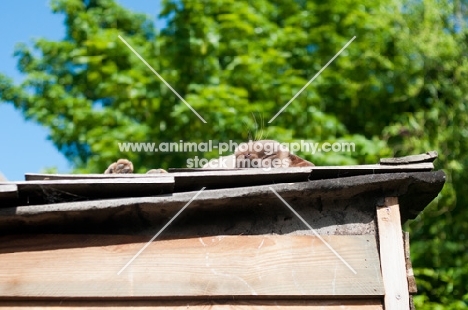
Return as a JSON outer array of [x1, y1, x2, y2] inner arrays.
[[0, 0, 164, 181]]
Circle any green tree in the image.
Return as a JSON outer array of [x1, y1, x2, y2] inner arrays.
[[1, 0, 467, 307]]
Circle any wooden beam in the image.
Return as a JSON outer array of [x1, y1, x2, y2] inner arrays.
[[26, 163, 434, 182], [0, 299, 384, 309], [0, 234, 383, 298], [0, 184, 18, 208], [24, 163, 434, 192], [0, 184, 17, 199], [380, 151, 438, 165], [166, 163, 434, 173], [25, 169, 313, 191], [173, 164, 433, 190], [25, 169, 313, 181], [12, 178, 174, 205], [377, 197, 410, 310]]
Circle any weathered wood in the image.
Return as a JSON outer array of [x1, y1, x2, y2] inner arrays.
[[0, 184, 17, 199], [25, 163, 434, 182], [380, 151, 438, 165], [175, 164, 433, 190], [12, 178, 174, 205], [173, 168, 311, 190], [25, 162, 434, 192], [170, 162, 433, 173], [404, 231, 417, 294], [0, 299, 384, 309], [0, 234, 383, 298], [25, 169, 313, 192], [377, 197, 410, 310], [25, 169, 312, 181], [0, 184, 18, 208], [410, 296, 415, 310], [0, 171, 446, 234]]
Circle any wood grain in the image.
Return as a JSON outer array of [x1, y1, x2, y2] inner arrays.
[[377, 197, 410, 310], [0, 299, 384, 309], [0, 234, 383, 298]]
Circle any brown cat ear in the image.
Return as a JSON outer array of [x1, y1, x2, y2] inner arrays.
[[104, 159, 134, 174], [288, 154, 315, 167]]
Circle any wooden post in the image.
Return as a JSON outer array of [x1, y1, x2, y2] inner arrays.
[[377, 197, 410, 310]]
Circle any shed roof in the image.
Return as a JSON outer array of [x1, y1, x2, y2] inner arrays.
[[0, 152, 445, 234]]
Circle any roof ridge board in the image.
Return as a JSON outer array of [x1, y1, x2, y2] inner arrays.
[[24, 162, 433, 181], [380, 151, 438, 165]]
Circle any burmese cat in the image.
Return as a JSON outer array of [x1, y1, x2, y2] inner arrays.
[[104, 140, 313, 174]]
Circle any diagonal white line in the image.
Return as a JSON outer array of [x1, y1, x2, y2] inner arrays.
[[269, 187, 357, 274], [118, 35, 207, 124], [117, 187, 206, 275], [268, 36, 356, 123]]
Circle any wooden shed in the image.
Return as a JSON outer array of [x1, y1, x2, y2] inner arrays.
[[0, 152, 445, 309]]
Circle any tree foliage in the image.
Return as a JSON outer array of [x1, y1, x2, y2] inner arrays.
[[1, 0, 467, 307]]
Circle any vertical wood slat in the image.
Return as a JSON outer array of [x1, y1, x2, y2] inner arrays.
[[404, 231, 417, 294], [404, 232, 417, 310], [377, 197, 410, 310]]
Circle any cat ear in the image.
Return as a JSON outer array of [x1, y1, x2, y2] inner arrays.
[[288, 154, 315, 167], [104, 159, 134, 174]]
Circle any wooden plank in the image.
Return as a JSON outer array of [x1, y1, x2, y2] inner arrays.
[[307, 163, 433, 180], [377, 197, 410, 310], [404, 231, 417, 294], [25, 162, 433, 192], [25, 168, 312, 191], [0, 299, 384, 309], [0, 234, 384, 298], [0, 184, 17, 199], [25, 173, 176, 180], [169, 162, 433, 174], [25, 163, 434, 181], [173, 168, 311, 191], [25, 169, 310, 181], [25, 169, 313, 192], [380, 151, 438, 165], [173, 164, 433, 191], [12, 178, 174, 205], [0, 184, 18, 208]]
